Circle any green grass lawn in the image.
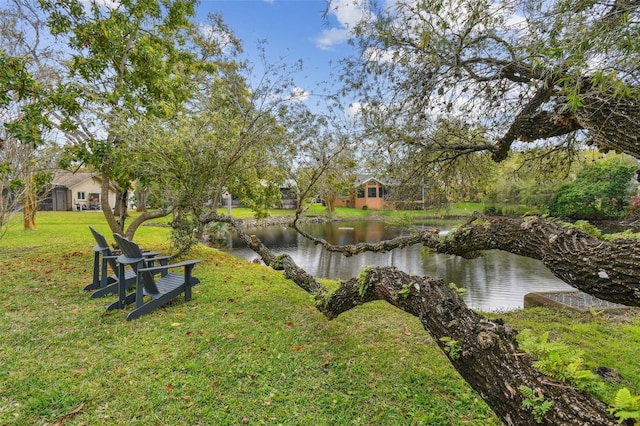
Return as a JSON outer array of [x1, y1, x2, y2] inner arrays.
[[1, 211, 638, 425]]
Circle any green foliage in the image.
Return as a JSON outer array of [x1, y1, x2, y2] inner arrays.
[[519, 385, 553, 423], [398, 281, 413, 298], [270, 254, 287, 271], [549, 155, 638, 219], [357, 265, 373, 297], [609, 388, 640, 424], [439, 336, 462, 360], [384, 210, 417, 232], [168, 214, 199, 257], [0, 50, 78, 146], [483, 152, 572, 210], [517, 330, 603, 393], [448, 282, 466, 296], [564, 220, 603, 238]]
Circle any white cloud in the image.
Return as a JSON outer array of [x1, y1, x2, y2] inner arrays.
[[79, 0, 119, 10], [331, 0, 368, 28], [346, 102, 364, 119], [363, 46, 396, 64], [312, 0, 372, 50], [290, 87, 310, 102], [313, 28, 350, 51]]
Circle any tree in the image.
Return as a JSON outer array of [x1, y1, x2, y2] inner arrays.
[[549, 154, 638, 219], [195, 0, 640, 423], [340, 0, 640, 161], [0, 0, 78, 231], [280, 104, 358, 213], [39, 0, 219, 238], [116, 43, 316, 252]]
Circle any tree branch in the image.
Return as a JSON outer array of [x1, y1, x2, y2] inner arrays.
[[199, 211, 618, 424], [295, 213, 640, 307]]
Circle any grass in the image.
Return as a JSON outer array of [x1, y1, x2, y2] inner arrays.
[[1, 211, 639, 425]]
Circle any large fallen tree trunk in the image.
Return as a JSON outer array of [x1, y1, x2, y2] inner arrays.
[[293, 213, 640, 307], [198, 211, 622, 425]]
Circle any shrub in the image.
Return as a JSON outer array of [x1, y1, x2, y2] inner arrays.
[[548, 156, 637, 219]]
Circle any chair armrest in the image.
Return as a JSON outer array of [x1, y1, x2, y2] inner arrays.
[[147, 255, 172, 263], [142, 251, 163, 258], [138, 260, 200, 274], [116, 254, 145, 265]]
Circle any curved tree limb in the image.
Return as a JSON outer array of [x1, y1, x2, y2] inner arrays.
[[293, 213, 640, 307], [198, 210, 619, 424]]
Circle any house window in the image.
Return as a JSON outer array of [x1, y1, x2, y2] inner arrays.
[[357, 188, 365, 198], [379, 187, 385, 198], [368, 187, 377, 198], [77, 191, 86, 200]]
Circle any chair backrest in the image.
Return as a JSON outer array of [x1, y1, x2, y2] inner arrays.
[[113, 233, 160, 295], [89, 226, 118, 273]]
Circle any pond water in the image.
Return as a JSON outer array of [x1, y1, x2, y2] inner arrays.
[[217, 220, 574, 312]]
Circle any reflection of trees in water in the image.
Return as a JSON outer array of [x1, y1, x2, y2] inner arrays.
[[225, 222, 572, 310]]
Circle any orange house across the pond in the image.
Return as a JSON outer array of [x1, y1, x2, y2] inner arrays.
[[336, 177, 388, 210]]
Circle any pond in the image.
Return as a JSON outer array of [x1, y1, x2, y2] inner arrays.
[[217, 220, 574, 312]]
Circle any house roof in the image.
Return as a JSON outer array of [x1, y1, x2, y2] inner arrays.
[[358, 174, 388, 186], [52, 171, 99, 188]]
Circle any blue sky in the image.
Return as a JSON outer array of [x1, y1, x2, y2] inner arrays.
[[196, 0, 367, 106]]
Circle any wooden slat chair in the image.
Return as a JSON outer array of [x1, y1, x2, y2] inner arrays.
[[84, 226, 167, 299], [107, 233, 200, 321]]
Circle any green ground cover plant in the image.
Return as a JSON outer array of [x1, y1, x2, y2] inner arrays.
[[1, 212, 639, 425]]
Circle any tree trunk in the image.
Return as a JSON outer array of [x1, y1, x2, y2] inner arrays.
[[338, 267, 616, 425], [135, 187, 148, 212], [494, 88, 640, 162], [21, 180, 38, 230], [124, 207, 173, 240], [113, 189, 126, 217], [198, 212, 622, 425], [100, 171, 123, 235]]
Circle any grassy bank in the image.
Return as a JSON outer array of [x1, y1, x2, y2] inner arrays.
[[1, 212, 638, 425]]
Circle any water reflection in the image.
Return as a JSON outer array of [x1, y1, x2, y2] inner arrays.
[[218, 221, 574, 312]]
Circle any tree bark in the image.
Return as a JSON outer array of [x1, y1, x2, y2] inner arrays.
[[124, 208, 174, 240], [296, 213, 640, 307], [21, 178, 38, 230], [135, 187, 148, 212], [494, 87, 640, 161], [198, 211, 622, 425], [101, 170, 122, 235]]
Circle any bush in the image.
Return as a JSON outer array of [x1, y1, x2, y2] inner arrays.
[[548, 156, 637, 219]]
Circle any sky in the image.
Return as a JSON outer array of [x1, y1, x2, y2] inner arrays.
[[195, 0, 366, 108]]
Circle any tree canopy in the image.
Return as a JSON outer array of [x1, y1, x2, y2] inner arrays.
[[342, 0, 640, 170], [37, 0, 224, 236]]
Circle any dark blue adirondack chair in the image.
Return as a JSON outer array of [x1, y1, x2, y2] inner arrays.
[[107, 233, 200, 321], [84, 226, 166, 299]]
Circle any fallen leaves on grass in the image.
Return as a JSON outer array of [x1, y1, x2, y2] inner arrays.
[[54, 401, 86, 426]]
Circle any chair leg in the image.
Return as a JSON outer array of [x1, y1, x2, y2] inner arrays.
[[91, 282, 119, 299], [126, 287, 185, 321], [106, 292, 136, 311], [84, 251, 102, 291]]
